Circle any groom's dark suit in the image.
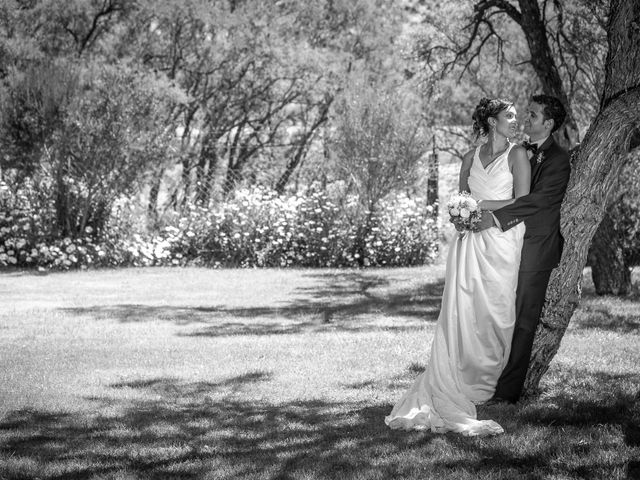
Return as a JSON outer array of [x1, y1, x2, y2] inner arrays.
[[492, 136, 571, 402]]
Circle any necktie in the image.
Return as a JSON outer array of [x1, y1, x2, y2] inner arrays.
[[522, 141, 538, 154]]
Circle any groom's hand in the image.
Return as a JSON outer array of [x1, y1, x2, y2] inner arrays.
[[474, 212, 496, 232]]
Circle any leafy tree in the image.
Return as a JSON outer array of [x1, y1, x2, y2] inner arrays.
[[0, 60, 178, 238], [115, 0, 412, 206], [0, 0, 438, 255], [0, 0, 129, 60], [0, 61, 77, 177], [330, 79, 429, 265]]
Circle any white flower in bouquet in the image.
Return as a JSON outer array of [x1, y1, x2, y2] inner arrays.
[[448, 192, 482, 233], [465, 198, 478, 212]]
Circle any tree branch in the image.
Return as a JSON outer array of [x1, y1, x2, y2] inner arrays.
[[475, 0, 523, 24], [430, 0, 522, 78], [77, 0, 124, 55]]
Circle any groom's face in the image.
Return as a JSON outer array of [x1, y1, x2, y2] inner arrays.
[[523, 102, 552, 140]]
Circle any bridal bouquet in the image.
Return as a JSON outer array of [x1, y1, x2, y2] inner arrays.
[[447, 191, 482, 231]]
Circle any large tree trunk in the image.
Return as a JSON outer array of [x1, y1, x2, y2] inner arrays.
[[523, 0, 640, 393], [587, 212, 631, 295], [515, 0, 580, 149]]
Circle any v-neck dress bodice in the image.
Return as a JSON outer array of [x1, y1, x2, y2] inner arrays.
[[468, 143, 515, 202]]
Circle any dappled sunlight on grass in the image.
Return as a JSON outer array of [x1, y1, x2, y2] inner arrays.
[[0, 371, 637, 479], [54, 270, 445, 336], [570, 298, 640, 333], [0, 266, 638, 478]]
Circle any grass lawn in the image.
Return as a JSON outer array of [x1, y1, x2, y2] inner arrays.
[[0, 264, 638, 480]]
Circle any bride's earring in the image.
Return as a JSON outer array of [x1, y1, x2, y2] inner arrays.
[[491, 125, 497, 144]]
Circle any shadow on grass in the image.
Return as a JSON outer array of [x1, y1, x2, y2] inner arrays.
[[570, 299, 640, 333], [575, 269, 640, 334], [58, 272, 445, 336], [1, 371, 637, 480]]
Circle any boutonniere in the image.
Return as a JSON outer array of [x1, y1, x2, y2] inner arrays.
[[534, 151, 545, 164]]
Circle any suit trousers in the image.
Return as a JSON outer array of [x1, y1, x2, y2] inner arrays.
[[493, 269, 552, 402]]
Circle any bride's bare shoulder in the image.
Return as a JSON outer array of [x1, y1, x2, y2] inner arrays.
[[509, 144, 527, 157], [463, 148, 475, 158]]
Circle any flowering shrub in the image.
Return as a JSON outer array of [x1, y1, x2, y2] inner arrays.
[[0, 182, 438, 270], [162, 187, 438, 268]]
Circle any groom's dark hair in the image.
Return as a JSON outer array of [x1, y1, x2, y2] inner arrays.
[[531, 94, 567, 133]]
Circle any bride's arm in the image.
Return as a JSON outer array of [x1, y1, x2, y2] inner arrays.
[[459, 149, 474, 193], [479, 146, 531, 211]]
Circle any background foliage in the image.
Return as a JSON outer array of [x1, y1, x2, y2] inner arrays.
[[0, 0, 637, 276]]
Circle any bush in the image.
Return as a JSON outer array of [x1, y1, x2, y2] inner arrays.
[[0, 60, 180, 240], [0, 177, 116, 269], [0, 184, 438, 270], [160, 186, 438, 268], [330, 79, 430, 264]]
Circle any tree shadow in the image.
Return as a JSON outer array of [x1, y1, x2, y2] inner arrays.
[[58, 271, 445, 336], [512, 370, 640, 479], [570, 300, 640, 333], [576, 268, 640, 333], [517, 370, 640, 442], [1, 371, 636, 480]]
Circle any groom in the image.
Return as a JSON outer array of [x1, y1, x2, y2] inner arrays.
[[479, 94, 571, 404]]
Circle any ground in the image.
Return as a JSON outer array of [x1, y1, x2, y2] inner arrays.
[[0, 265, 638, 479]]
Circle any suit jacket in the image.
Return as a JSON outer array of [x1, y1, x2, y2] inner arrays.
[[493, 137, 571, 272]]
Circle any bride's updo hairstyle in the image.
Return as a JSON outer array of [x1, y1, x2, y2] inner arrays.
[[472, 97, 514, 139]]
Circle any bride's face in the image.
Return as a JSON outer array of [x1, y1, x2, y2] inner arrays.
[[492, 106, 518, 139]]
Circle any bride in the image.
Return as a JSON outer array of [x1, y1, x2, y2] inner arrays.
[[385, 98, 531, 436]]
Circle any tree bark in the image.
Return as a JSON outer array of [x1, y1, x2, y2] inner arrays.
[[524, 98, 640, 394], [587, 212, 631, 295]]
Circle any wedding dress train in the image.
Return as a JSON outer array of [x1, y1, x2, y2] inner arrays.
[[385, 143, 525, 436]]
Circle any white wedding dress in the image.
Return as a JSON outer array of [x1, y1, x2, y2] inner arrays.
[[385, 143, 525, 436]]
